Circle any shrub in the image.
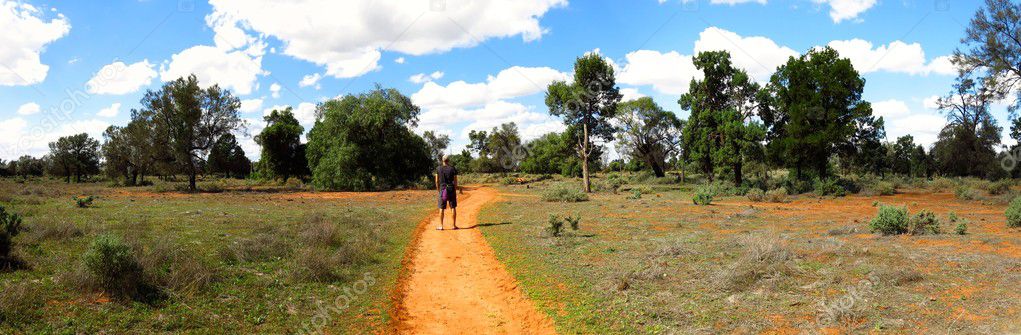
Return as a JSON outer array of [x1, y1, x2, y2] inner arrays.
[[292, 247, 342, 282], [813, 178, 846, 197], [862, 181, 895, 196], [746, 188, 765, 202], [547, 215, 565, 237], [765, 188, 789, 203], [81, 234, 145, 299], [626, 189, 642, 200], [987, 179, 1013, 195], [716, 234, 795, 292], [869, 205, 909, 235], [565, 216, 581, 231], [0, 205, 23, 265], [73, 195, 95, 208], [1007, 197, 1021, 228], [541, 187, 589, 202], [947, 212, 968, 235], [692, 185, 715, 206], [928, 177, 956, 192], [956, 187, 980, 201], [908, 209, 941, 235]]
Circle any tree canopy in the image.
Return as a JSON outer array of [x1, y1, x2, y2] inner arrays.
[[616, 97, 683, 178]]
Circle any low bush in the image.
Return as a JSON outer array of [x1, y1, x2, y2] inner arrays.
[[956, 187, 980, 201], [716, 234, 796, 292], [869, 205, 909, 235], [746, 188, 765, 202], [908, 209, 941, 235], [765, 187, 789, 203], [0, 205, 23, 266], [73, 195, 95, 208], [81, 234, 146, 299], [219, 230, 290, 263], [987, 179, 1013, 195], [547, 215, 565, 237], [24, 218, 83, 243], [692, 185, 716, 206], [955, 221, 968, 235], [1007, 197, 1021, 228], [928, 177, 956, 192], [626, 189, 642, 200], [862, 181, 895, 196], [541, 186, 589, 202], [813, 178, 846, 197]]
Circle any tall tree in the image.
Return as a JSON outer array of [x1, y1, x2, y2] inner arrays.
[[102, 119, 155, 185], [138, 75, 243, 191], [933, 76, 1002, 177], [546, 53, 622, 192], [758, 47, 877, 180], [13, 155, 44, 178], [679, 51, 763, 184], [422, 131, 451, 164], [255, 108, 305, 181], [48, 133, 100, 183], [306, 86, 432, 191], [208, 133, 251, 179], [954, 0, 1021, 113], [891, 135, 917, 176], [615, 97, 683, 178], [487, 123, 523, 172]]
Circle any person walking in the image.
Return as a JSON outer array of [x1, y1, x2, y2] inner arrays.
[[436, 155, 458, 230]]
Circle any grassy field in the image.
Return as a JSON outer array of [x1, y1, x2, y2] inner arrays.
[[0, 179, 432, 334], [478, 175, 1021, 334]]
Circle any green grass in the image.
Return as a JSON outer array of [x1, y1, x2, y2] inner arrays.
[[0, 179, 431, 334]]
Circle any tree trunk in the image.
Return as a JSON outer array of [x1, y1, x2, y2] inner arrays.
[[650, 160, 665, 178], [582, 123, 591, 193], [733, 161, 743, 185], [188, 160, 197, 192]]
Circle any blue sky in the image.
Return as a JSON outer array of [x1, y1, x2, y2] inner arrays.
[[0, 0, 999, 161]]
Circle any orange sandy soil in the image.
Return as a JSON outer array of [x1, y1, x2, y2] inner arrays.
[[393, 187, 556, 335]]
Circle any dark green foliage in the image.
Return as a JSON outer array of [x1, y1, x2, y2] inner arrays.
[[207, 133, 251, 179], [616, 97, 683, 178], [870, 205, 909, 235], [693, 185, 716, 206], [949, 212, 969, 235], [546, 53, 622, 192], [813, 178, 846, 197], [954, 0, 1021, 116], [102, 118, 157, 186], [73, 195, 95, 208], [48, 133, 101, 183], [679, 51, 764, 185], [10, 155, 45, 178], [0, 205, 23, 265], [908, 210, 942, 235], [306, 86, 433, 191], [1007, 197, 1021, 228], [422, 131, 451, 164], [138, 75, 243, 191], [546, 215, 581, 238], [758, 47, 879, 180], [519, 128, 590, 177], [931, 76, 1002, 178], [81, 234, 145, 299], [255, 108, 306, 181]]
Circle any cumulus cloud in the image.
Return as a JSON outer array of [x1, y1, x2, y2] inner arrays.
[[411, 66, 568, 109], [872, 99, 946, 146], [97, 103, 121, 118], [16, 102, 40, 115], [694, 27, 799, 80], [240, 98, 263, 113], [409, 71, 445, 84], [160, 9, 266, 95], [206, 0, 566, 78], [618, 50, 699, 95], [0, 1, 70, 86], [299, 73, 322, 89], [814, 0, 877, 23], [269, 83, 281, 98], [620, 88, 647, 102], [826, 39, 956, 75], [0, 117, 110, 160], [395, 57, 406, 64], [86, 60, 157, 95]]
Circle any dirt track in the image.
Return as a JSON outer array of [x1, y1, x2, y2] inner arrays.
[[394, 187, 556, 335]]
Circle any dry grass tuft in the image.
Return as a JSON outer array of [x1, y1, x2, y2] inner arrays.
[[715, 234, 797, 292]]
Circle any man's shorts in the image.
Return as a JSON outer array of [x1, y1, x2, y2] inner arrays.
[[438, 186, 457, 209]]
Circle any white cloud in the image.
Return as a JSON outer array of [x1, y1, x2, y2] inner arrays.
[[814, 0, 877, 23], [269, 83, 281, 98], [0, 118, 110, 160], [0, 2, 70, 86], [826, 39, 955, 75], [16, 102, 40, 115], [620, 88, 646, 102], [86, 60, 157, 95], [395, 57, 406, 64], [922, 95, 940, 110], [240, 98, 264, 113], [299, 73, 322, 89], [618, 50, 699, 95], [417, 100, 561, 141], [97, 102, 121, 118], [412, 66, 568, 109], [694, 27, 799, 81], [409, 71, 445, 84], [207, 0, 566, 78], [711, 0, 767, 4], [160, 46, 264, 95], [262, 102, 317, 128], [873, 99, 946, 146]]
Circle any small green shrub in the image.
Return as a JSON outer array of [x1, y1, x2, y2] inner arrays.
[[955, 221, 968, 235], [928, 177, 956, 192], [82, 234, 145, 299], [765, 187, 789, 203], [908, 209, 941, 235], [547, 215, 565, 237], [0, 205, 24, 264], [813, 178, 846, 197], [987, 179, 1013, 195], [693, 185, 716, 206], [73, 195, 95, 208], [869, 205, 909, 235], [862, 181, 895, 196], [1007, 197, 1021, 228], [956, 187, 980, 201], [746, 188, 765, 202], [541, 187, 589, 202], [627, 189, 642, 200], [565, 216, 580, 231]]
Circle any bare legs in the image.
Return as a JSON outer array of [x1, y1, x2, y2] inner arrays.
[[438, 208, 459, 230], [438, 208, 445, 230]]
